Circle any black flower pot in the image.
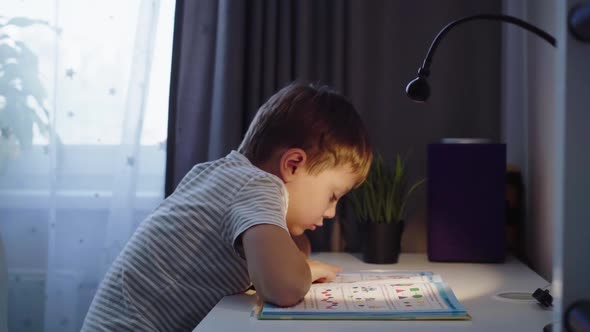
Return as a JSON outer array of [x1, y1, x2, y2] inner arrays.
[[362, 220, 405, 264]]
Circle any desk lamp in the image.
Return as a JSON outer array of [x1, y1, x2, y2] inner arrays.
[[406, 14, 556, 103]]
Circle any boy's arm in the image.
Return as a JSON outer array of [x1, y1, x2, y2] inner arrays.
[[242, 224, 311, 307], [242, 225, 342, 307], [291, 234, 311, 257]]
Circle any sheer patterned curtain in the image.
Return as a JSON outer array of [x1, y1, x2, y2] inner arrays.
[[0, 1, 174, 331]]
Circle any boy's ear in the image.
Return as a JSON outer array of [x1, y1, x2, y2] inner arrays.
[[279, 148, 307, 182]]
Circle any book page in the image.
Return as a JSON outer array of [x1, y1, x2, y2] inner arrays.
[[296, 281, 450, 312], [262, 272, 463, 315], [329, 271, 441, 284]]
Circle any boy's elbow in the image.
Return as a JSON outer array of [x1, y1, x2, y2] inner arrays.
[[257, 273, 311, 307], [262, 285, 308, 307]]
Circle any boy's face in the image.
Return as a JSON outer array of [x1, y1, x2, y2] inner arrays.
[[284, 164, 359, 236]]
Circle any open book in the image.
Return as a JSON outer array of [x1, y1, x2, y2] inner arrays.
[[257, 271, 470, 320]]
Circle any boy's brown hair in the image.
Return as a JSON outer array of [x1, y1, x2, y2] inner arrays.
[[238, 82, 373, 186]]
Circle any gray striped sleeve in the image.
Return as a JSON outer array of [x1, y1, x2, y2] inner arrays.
[[221, 174, 289, 254]]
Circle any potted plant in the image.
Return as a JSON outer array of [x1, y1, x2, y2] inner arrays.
[[350, 153, 425, 263]]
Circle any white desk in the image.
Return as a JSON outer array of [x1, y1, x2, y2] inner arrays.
[[193, 252, 552, 332]]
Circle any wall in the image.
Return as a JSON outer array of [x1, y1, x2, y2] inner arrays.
[[554, 0, 590, 328], [526, 0, 560, 281], [504, 0, 590, 329], [503, 0, 557, 281]]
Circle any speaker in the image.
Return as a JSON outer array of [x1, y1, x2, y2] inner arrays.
[[427, 140, 506, 262]]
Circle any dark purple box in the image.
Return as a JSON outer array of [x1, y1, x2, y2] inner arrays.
[[427, 141, 506, 262]]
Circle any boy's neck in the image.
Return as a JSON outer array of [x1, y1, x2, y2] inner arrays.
[[256, 158, 283, 182], [253, 151, 285, 183]]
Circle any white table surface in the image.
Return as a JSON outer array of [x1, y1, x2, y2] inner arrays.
[[193, 252, 552, 332]]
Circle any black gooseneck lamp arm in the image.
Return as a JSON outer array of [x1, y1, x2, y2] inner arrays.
[[406, 14, 557, 103]]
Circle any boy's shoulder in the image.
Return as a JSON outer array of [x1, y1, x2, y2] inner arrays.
[[185, 150, 284, 192], [224, 151, 284, 190]]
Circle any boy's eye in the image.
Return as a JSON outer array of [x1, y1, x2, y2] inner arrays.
[[330, 194, 337, 202]]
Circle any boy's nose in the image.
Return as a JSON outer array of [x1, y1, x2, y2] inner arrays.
[[323, 206, 336, 219]]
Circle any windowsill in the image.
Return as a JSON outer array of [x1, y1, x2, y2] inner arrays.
[[0, 144, 165, 210], [0, 189, 162, 210]]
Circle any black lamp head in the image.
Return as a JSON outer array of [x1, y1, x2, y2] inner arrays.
[[405, 75, 430, 103], [406, 14, 557, 104]]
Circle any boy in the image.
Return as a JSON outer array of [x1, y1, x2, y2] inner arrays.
[[82, 82, 373, 331]]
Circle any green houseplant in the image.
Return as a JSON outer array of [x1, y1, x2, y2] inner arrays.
[[350, 153, 425, 263]]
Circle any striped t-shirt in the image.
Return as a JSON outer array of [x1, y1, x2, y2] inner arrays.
[[82, 151, 289, 331]]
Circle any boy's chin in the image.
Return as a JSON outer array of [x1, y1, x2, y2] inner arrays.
[[289, 227, 306, 236]]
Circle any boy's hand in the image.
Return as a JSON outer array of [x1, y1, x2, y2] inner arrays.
[[307, 259, 342, 283]]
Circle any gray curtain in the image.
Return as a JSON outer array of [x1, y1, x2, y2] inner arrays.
[[166, 0, 502, 252]]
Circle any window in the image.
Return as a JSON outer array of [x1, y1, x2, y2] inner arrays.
[[0, 1, 175, 330]]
